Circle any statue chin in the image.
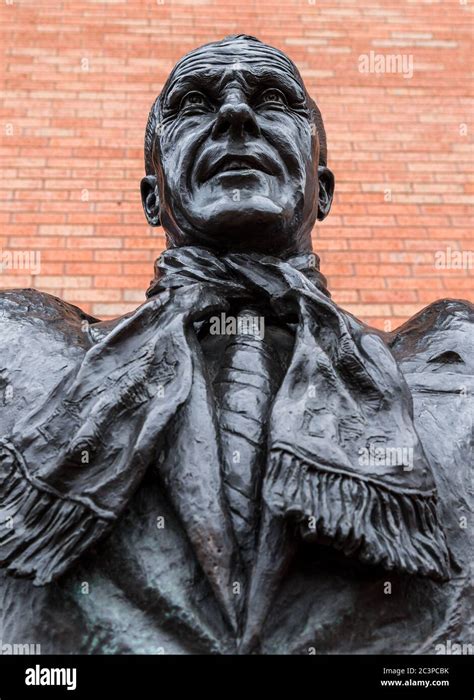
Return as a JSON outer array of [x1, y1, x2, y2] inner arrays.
[[168, 197, 302, 253]]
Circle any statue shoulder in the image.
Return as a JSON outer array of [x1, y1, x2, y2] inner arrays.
[[0, 289, 100, 431], [386, 300, 473, 577], [387, 298, 474, 377], [0, 287, 99, 337]]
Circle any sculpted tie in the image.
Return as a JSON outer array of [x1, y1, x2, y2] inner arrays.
[[213, 307, 288, 574]]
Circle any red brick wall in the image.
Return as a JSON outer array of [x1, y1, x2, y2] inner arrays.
[[1, 0, 472, 329]]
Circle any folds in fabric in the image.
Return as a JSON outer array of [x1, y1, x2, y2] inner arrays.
[[0, 246, 451, 595]]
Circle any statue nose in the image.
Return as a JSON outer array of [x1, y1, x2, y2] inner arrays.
[[212, 101, 260, 139]]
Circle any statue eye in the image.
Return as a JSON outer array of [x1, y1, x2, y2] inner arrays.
[[179, 91, 211, 111], [258, 89, 287, 107]]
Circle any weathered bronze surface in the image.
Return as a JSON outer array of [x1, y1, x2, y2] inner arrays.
[[0, 35, 472, 655]]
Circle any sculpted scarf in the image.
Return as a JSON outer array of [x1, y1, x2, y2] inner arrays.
[[1, 247, 450, 612]]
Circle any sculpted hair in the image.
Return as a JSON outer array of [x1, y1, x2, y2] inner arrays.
[[144, 34, 327, 176]]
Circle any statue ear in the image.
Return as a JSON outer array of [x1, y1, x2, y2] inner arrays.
[[140, 175, 161, 226], [316, 166, 335, 221]]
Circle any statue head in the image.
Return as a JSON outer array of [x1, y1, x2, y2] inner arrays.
[[141, 34, 334, 256]]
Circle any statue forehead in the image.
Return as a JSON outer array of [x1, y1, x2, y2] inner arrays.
[[162, 39, 305, 96]]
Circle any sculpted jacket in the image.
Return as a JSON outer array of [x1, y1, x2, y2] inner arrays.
[[0, 247, 472, 654]]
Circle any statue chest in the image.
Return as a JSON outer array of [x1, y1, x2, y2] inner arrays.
[[4, 317, 468, 655]]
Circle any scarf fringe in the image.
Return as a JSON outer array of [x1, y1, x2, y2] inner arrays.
[[0, 441, 110, 585], [264, 449, 450, 582]]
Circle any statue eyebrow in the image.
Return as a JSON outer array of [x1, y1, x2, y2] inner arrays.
[[163, 64, 306, 110], [164, 74, 214, 108], [244, 67, 306, 103]]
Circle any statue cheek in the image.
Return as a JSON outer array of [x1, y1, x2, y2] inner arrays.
[[168, 116, 212, 143], [265, 127, 309, 178], [158, 151, 185, 190], [294, 126, 313, 158]]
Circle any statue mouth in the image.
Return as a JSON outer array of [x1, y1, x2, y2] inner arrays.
[[201, 153, 278, 182]]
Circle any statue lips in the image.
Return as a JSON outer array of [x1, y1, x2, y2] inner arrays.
[[198, 152, 281, 183]]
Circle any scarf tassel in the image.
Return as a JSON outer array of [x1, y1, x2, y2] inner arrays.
[[0, 441, 110, 585], [263, 449, 451, 582]]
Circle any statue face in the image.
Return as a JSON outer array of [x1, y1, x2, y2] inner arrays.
[[141, 37, 334, 255]]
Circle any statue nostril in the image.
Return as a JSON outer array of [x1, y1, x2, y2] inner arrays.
[[243, 117, 259, 136], [213, 102, 260, 139], [216, 117, 232, 136]]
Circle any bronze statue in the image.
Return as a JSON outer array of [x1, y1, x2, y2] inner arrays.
[[0, 35, 472, 655]]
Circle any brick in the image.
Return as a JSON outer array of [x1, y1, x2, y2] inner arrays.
[[62, 289, 122, 302], [0, 275, 33, 287], [344, 304, 393, 318], [92, 302, 140, 317], [34, 275, 92, 288], [65, 263, 122, 275]]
